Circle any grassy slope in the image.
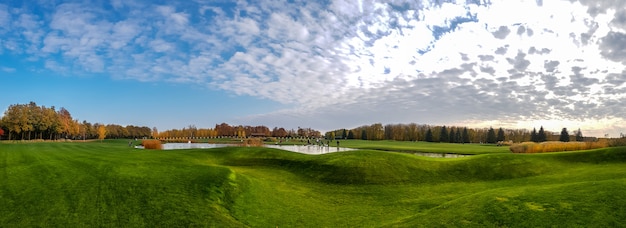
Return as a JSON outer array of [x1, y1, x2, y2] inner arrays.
[[1, 140, 625, 227], [0, 141, 243, 226], [338, 139, 511, 154]]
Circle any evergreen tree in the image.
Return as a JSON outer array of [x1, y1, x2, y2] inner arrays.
[[462, 127, 470, 143], [575, 128, 584, 142], [439, 126, 449, 143], [449, 128, 456, 143], [342, 129, 347, 139], [497, 127, 505, 142], [347, 130, 355, 139], [455, 130, 462, 144], [538, 126, 547, 142], [425, 128, 434, 142], [559, 128, 570, 142], [486, 127, 497, 144], [531, 128, 538, 142]]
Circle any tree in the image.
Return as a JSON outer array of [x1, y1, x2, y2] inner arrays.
[[531, 128, 538, 142], [152, 127, 159, 139], [559, 128, 570, 142], [449, 128, 456, 143], [361, 129, 367, 140], [326, 131, 335, 140], [347, 130, 355, 139], [405, 123, 419, 141], [462, 127, 470, 143], [425, 128, 434, 142], [97, 125, 107, 141], [497, 128, 505, 142], [575, 128, 584, 142], [0, 127, 4, 140], [439, 126, 449, 143], [538, 126, 547, 142], [486, 127, 496, 144]]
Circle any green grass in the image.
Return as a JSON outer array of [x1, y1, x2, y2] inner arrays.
[[338, 139, 511, 154], [1, 140, 625, 227]]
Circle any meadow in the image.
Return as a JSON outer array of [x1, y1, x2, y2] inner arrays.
[[1, 140, 625, 227]]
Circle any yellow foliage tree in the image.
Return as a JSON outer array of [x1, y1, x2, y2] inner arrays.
[[98, 125, 107, 141]]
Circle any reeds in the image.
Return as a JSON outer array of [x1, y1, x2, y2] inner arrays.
[[241, 138, 264, 147], [142, 140, 163, 150], [608, 137, 626, 147], [510, 141, 607, 153]]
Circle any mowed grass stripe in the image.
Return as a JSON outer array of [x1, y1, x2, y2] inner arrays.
[[0, 141, 243, 226]]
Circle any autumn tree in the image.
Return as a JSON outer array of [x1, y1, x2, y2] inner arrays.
[[98, 125, 107, 141], [235, 126, 246, 138], [367, 123, 384, 140], [152, 127, 159, 139], [559, 128, 570, 142], [272, 127, 288, 137], [405, 123, 419, 141], [215, 123, 235, 136]]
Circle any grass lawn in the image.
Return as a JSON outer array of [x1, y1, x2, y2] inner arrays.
[[1, 140, 625, 226], [337, 139, 511, 154]]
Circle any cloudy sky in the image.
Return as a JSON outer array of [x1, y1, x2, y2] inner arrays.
[[1, 0, 626, 137]]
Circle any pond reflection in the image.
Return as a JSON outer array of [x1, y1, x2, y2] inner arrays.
[[264, 145, 356, 154]]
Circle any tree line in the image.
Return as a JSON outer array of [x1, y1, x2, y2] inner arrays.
[[0, 102, 323, 141], [156, 123, 321, 139], [0, 102, 151, 140], [1, 102, 589, 143], [326, 123, 589, 144]]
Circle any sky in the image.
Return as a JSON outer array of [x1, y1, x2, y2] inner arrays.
[[1, 0, 626, 137]]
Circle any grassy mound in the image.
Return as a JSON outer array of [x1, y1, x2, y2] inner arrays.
[[0, 142, 244, 226], [1, 140, 625, 227], [220, 147, 557, 184]]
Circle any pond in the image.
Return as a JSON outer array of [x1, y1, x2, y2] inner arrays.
[[264, 145, 356, 155], [138, 143, 355, 154], [161, 143, 230, 150], [139, 143, 469, 158]]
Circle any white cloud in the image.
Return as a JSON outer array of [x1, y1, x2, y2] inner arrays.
[[0, 4, 9, 29], [2, 0, 626, 136], [1, 66, 15, 72]]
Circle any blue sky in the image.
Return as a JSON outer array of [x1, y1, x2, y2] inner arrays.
[[1, 0, 626, 137]]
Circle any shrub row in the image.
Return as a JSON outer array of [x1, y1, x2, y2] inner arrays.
[[510, 141, 607, 153], [608, 138, 626, 147]]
